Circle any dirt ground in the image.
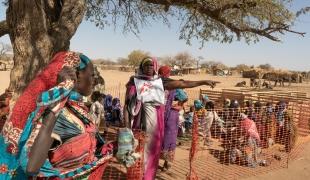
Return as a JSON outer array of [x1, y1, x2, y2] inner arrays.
[[2, 70, 309, 95], [1, 70, 310, 180]]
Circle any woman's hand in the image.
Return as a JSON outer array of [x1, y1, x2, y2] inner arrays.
[[204, 80, 220, 89], [57, 66, 77, 84]]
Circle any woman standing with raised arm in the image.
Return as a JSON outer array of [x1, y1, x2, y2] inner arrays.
[[123, 57, 218, 180]]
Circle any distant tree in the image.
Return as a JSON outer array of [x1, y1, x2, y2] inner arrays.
[[258, 63, 273, 71], [196, 56, 204, 69], [117, 57, 129, 66], [234, 64, 251, 72], [127, 50, 149, 68], [174, 52, 195, 70], [201, 61, 226, 69], [160, 56, 177, 67]]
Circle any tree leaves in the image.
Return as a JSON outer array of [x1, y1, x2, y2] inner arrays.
[[78, 0, 306, 46]]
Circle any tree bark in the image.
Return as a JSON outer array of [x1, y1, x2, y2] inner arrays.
[[6, 0, 86, 96]]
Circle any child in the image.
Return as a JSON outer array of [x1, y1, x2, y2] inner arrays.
[[90, 91, 105, 131]]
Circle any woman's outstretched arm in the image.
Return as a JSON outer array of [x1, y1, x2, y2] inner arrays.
[[164, 80, 219, 90]]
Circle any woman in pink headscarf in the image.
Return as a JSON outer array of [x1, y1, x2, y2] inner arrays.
[[124, 57, 218, 179]]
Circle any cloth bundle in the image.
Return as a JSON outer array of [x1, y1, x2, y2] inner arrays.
[[116, 128, 141, 167]]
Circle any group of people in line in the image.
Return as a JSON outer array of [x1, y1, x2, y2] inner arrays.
[[0, 51, 297, 179], [192, 98, 297, 168]]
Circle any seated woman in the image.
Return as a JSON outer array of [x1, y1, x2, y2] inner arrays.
[[0, 51, 114, 179], [230, 113, 260, 168]]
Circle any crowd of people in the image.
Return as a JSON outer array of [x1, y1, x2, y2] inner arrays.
[[0, 51, 298, 179], [174, 97, 298, 168]]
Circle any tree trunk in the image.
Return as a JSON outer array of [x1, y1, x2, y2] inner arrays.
[[6, 0, 86, 96]]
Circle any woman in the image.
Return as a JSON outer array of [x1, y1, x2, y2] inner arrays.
[[161, 89, 188, 170], [158, 65, 187, 170], [124, 57, 218, 180], [104, 94, 113, 124], [0, 51, 114, 179], [112, 97, 123, 126], [239, 113, 260, 168], [194, 100, 207, 138]]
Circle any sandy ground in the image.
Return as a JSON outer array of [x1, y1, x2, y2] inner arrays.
[[1, 70, 310, 179], [244, 141, 310, 180], [0, 71, 10, 93]]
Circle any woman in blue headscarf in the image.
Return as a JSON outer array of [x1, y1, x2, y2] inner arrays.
[[0, 52, 114, 179], [161, 88, 188, 170]]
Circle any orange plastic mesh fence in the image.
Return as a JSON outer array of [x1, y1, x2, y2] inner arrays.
[[126, 130, 145, 180]]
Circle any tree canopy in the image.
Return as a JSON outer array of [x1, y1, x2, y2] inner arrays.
[[84, 0, 307, 47], [127, 50, 150, 67]]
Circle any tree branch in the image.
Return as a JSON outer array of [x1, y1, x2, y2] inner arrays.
[[51, 0, 86, 51], [141, 0, 305, 41], [0, 20, 10, 38]]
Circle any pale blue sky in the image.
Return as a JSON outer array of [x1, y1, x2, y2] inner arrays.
[[0, 2, 309, 71]]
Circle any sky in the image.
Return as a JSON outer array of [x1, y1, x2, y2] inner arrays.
[[0, 1, 309, 71]]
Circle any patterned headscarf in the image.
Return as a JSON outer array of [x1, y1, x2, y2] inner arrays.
[[158, 65, 171, 78], [78, 54, 91, 70]]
